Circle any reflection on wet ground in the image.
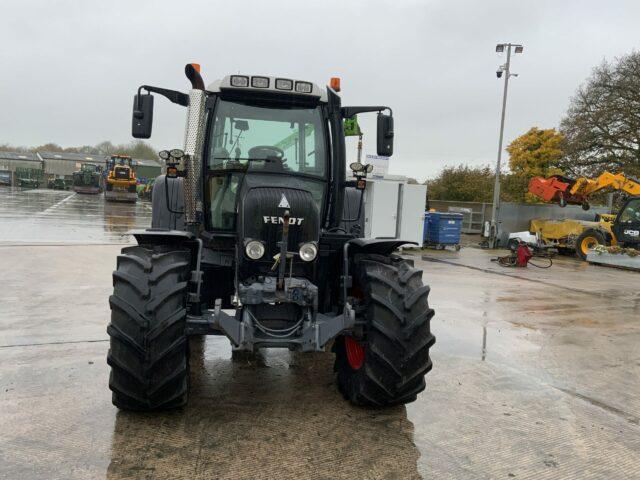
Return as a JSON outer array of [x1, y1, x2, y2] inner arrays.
[[1, 189, 639, 479], [0, 187, 150, 244]]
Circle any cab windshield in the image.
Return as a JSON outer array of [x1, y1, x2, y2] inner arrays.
[[206, 99, 328, 231], [208, 100, 326, 177], [619, 198, 640, 223]]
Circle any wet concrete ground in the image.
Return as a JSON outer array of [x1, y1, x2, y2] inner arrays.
[[1, 187, 639, 479], [0, 187, 150, 245]]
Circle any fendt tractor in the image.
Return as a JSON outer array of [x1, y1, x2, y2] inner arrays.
[[104, 154, 138, 202], [72, 163, 102, 194], [106, 64, 435, 411]]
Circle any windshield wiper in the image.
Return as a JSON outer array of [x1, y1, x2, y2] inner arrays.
[[212, 156, 280, 162], [212, 157, 286, 166]]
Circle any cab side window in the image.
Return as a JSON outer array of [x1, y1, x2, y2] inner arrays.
[[209, 174, 240, 230], [619, 199, 640, 223]]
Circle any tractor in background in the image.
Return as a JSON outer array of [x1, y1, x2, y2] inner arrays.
[[104, 154, 137, 202], [72, 163, 102, 194]]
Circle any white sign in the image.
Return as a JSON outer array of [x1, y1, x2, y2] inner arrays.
[[365, 154, 389, 177]]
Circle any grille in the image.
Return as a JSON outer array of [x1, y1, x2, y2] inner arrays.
[[114, 167, 129, 179], [241, 187, 319, 257]]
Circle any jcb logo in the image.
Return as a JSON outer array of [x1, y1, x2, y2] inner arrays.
[[623, 229, 639, 237], [263, 216, 304, 225]]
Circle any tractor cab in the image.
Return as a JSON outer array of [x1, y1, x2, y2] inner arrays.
[[205, 80, 328, 234], [108, 155, 134, 180], [612, 197, 640, 248]]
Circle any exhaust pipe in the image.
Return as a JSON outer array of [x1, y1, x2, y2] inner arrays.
[[182, 63, 206, 228], [185, 63, 205, 90]]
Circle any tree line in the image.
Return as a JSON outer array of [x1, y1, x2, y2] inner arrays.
[[0, 140, 157, 160], [428, 50, 640, 203]]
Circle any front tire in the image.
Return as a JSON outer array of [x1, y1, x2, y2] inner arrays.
[[334, 254, 435, 407], [575, 229, 606, 260], [107, 245, 191, 411]]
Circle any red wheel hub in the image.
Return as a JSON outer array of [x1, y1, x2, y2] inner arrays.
[[344, 336, 365, 370]]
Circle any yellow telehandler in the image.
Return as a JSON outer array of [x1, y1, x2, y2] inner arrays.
[[528, 172, 640, 259]]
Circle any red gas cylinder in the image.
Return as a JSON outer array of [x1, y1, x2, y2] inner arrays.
[[516, 244, 533, 267]]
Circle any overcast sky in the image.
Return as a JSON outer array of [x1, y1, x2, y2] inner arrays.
[[2, 0, 640, 181]]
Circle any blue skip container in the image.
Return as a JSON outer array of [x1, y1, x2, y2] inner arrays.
[[423, 212, 463, 248]]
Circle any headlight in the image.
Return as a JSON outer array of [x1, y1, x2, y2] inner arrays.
[[251, 76, 269, 88], [230, 75, 249, 87], [245, 240, 265, 260], [169, 149, 184, 159], [295, 81, 313, 94], [275, 78, 293, 90], [349, 161, 364, 172], [298, 242, 318, 262]]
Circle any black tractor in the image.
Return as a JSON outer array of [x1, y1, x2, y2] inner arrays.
[[107, 64, 435, 411]]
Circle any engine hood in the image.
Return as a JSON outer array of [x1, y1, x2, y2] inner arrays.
[[237, 175, 320, 275]]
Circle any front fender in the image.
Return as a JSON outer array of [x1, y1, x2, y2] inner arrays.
[[127, 228, 202, 306], [128, 228, 194, 247], [348, 238, 417, 256], [340, 238, 417, 303]]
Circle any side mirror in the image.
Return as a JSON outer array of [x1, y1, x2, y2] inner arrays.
[[376, 113, 394, 157], [132, 93, 154, 138]]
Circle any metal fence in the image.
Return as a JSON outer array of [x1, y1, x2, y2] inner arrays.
[[428, 200, 491, 234], [428, 199, 612, 245]]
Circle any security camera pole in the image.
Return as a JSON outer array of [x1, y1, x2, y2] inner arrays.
[[489, 43, 523, 249]]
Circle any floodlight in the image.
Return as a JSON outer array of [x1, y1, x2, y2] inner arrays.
[[350, 162, 364, 172]]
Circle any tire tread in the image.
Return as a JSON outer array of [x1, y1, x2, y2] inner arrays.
[[335, 253, 435, 407], [107, 245, 191, 411]]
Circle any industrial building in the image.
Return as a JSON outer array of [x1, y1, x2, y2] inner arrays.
[[38, 151, 108, 178], [0, 152, 43, 185], [132, 158, 163, 181], [0, 150, 162, 186]]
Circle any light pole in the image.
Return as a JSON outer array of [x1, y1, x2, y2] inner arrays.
[[489, 43, 523, 248]]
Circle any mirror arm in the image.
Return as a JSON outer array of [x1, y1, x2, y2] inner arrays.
[[341, 106, 392, 118], [136, 85, 189, 109]]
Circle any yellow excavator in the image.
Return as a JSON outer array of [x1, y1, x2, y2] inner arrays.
[[528, 171, 640, 259]]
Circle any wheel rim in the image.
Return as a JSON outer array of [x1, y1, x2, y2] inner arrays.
[[344, 336, 364, 370], [581, 236, 598, 254]]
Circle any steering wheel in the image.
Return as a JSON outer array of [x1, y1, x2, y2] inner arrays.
[[248, 146, 286, 163]]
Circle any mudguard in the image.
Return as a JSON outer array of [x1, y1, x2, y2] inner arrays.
[[340, 186, 365, 236], [128, 228, 194, 246], [151, 175, 185, 230], [348, 238, 417, 256], [339, 238, 418, 305], [128, 228, 202, 305]]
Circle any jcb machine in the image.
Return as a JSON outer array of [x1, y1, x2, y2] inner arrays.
[[528, 172, 640, 258], [104, 154, 137, 202], [106, 64, 435, 411], [72, 163, 102, 194]]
